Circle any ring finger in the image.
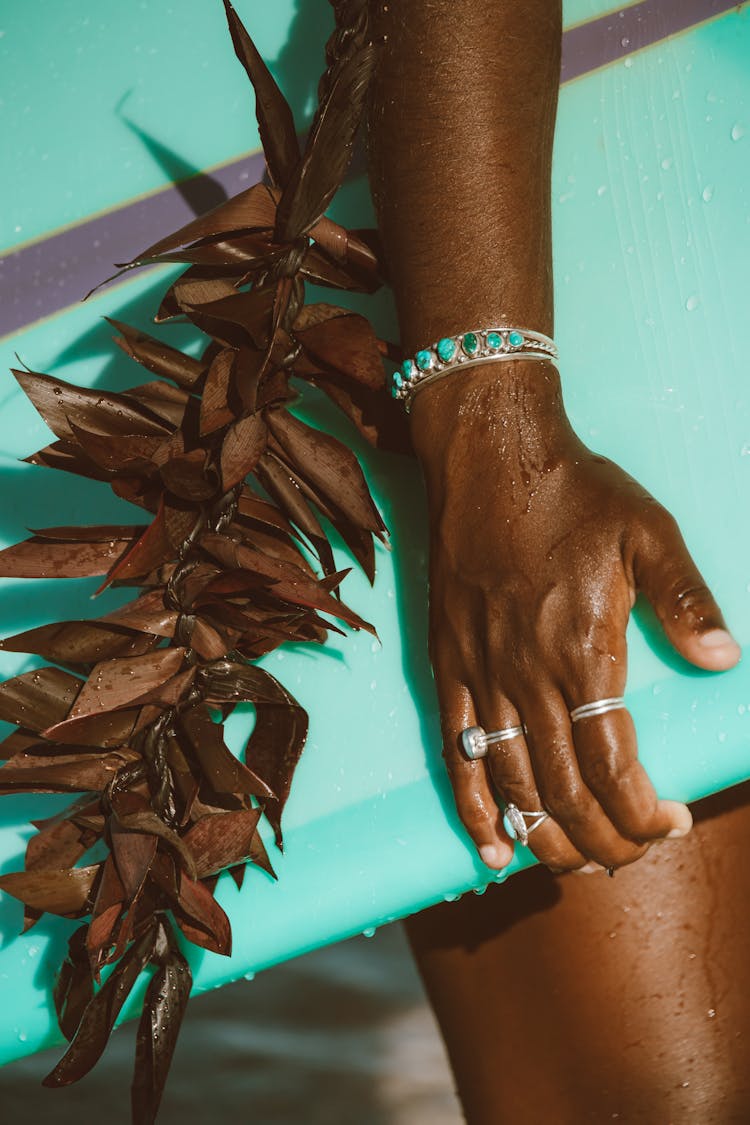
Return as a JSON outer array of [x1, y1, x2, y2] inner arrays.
[[471, 679, 588, 871]]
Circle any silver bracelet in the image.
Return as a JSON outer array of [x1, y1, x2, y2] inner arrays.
[[390, 327, 559, 412]]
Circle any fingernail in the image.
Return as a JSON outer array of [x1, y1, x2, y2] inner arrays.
[[572, 862, 600, 875], [698, 629, 740, 654], [667, 825, 691, 839], [480, 844, 508, 869]]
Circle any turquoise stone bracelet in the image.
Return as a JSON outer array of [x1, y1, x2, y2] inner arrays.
[[390, 327, 559, 412]]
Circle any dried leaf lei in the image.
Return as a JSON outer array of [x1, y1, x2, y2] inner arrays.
[[0, 2, 409, 1119]]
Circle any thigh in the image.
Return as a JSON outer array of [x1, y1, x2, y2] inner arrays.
[[403, 782, 750, 1125]]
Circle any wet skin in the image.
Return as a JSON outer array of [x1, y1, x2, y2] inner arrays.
[[366, 0, 740, 874], [409, 358, 740, 873]]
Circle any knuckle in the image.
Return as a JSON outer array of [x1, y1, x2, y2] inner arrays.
[[541, 774, 589, 823], [578, 749, 625, 793], [670, 582, 714, 626]]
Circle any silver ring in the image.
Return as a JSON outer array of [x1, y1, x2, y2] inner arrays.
[[460, 723, 525, 761], [569, 696, 627, 723], [503, 802, 550, 847]]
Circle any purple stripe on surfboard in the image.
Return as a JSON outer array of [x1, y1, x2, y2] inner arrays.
[[0, 152, 267, 340], [561, 0, 740, 82], [0, 0, 741, 340]]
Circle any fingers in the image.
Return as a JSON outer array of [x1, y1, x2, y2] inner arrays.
[[514, 683, 651, 869], [567, 703, 693, 843], [470, 682, 588, 871], [433, 663, 516, 871], [633, 507, 741, 671]]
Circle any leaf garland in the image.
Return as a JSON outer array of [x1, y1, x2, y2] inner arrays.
[[0, 2, 409, 1119]]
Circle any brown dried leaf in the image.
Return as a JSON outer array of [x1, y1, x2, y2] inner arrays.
[[0, 535, 135, 579], [0, 620, 157, 664], [220, 412, 267, 490], [178, 703, 273, 800], [294, 311, 386, 390], [107, 318, 205, 390], [245, 696, 308, 850], [124, 183, 277, 265], [46, 648, 186, 730], [0, 864, 100, 917], [221, 0, 300, 188], [183, 806, 262, 879], [199, 349, 235, 436], [275, 43, 377, 241], [175, 871, 231, 956], [267, 408, 387, 535], [201, 532, 376, 636], [0, 666, 82, 731], [12, 368, 170, 442], [43, 921, 158, 1086]]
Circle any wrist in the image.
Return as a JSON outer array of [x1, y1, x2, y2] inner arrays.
[[409, 358, 569, 464]]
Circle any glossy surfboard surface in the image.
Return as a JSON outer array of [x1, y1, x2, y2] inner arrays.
[[0, 0, 748, 1064]]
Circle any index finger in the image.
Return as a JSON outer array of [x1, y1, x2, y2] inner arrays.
[[567, 701, 693, 844]]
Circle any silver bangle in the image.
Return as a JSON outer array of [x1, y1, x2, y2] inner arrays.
[[390, 327, 559, 412]]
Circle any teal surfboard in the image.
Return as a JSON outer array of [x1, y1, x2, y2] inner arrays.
[[0, 0, 748, 1065]]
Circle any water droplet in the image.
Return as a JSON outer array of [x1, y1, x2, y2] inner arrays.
[[740, 443, 750, 457], [685, 295, 700, 312], [717, 731, 727, 743], [661, 157, 673, 170], [362, 926, 377, 938], [443, 892, 460, 903], [707, 1008, 717, 1018], [681, 1081, 690, 1088], [472, 884, 488, 896], [621, 37, 630, 48], [608, 931, 617, 939], [17, 1031, 27, 1043], [243, 971, 255, 981], [597, 185, 608, 197], [701, 185, 714, 203], [731, 123, 745, 142], [624, 57, 633, 69], [738, 704, 746, 716]]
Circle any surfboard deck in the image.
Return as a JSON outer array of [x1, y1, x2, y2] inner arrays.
[[0, 0, 748, 1065]]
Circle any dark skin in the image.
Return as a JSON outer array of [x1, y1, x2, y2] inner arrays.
[[366, 0, 741, 875], [366, 0, 748, 1119]]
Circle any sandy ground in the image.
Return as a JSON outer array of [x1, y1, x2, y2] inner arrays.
[[0, 921, 462, 1124]]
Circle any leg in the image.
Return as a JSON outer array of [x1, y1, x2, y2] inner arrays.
[[403, 782, 750, 1124]]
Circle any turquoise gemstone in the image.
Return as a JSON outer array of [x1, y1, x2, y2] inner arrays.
[[393, 369, 403, 387], [486, 332, 502, 350], [401, 358, 416, 380], [436, 337, 457, 362], [415, 349, 434, 371], [508, 330, 524, 347], [462, 332, 479, 356]]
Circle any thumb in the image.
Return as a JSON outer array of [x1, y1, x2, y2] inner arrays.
[[633, 509, 741, 671]]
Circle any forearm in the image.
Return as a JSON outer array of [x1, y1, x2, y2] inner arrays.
[[366, 0, 562, 355]]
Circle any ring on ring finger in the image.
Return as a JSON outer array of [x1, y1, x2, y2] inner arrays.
[[503, 803, 550, 847]]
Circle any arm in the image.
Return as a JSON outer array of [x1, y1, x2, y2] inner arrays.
[[366, 0, 740, 872]]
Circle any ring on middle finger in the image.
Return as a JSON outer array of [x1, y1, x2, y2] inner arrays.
[[461, 723, 525, 761]]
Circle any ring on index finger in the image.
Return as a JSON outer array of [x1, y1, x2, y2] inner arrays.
[[461, 723, 525, 760]]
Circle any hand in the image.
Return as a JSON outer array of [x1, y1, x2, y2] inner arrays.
[[410, 361, 741, 873]]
